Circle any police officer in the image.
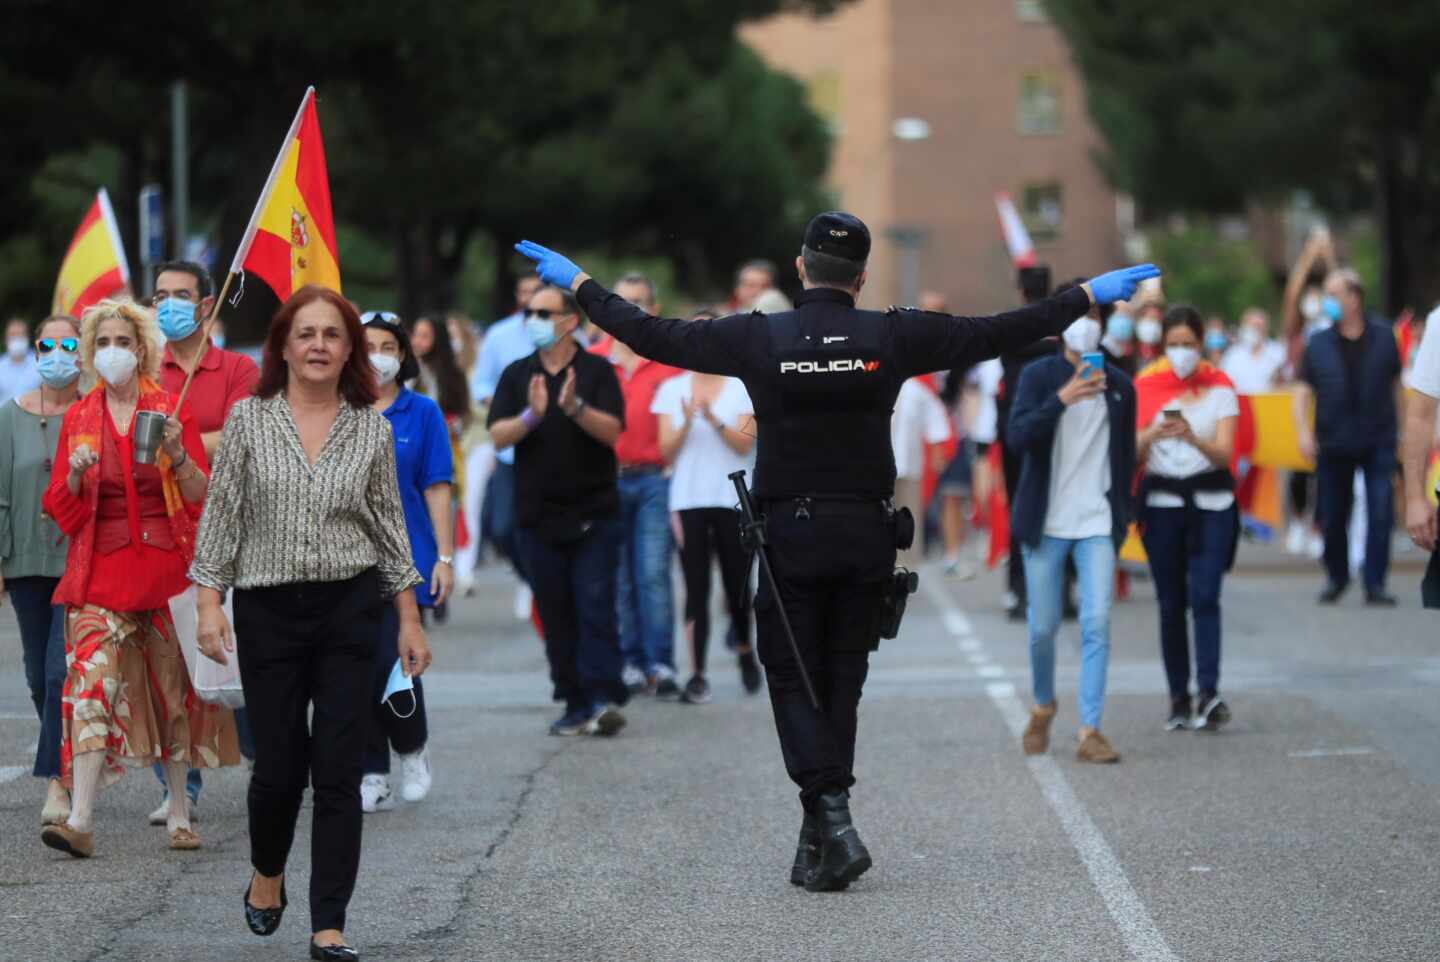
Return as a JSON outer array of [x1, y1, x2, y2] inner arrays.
[[516, 215, 1158, 892]]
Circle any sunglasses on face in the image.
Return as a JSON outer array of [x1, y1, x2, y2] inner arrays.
[[360, 310, 400, 324], [524, 309, 572, 321], [36, 338, 79, 354]]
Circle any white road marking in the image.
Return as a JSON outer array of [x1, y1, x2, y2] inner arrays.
[[965, 652, 989, 666], [977, 665, 1006, 678], [957, 637, 983, 654], [942, 610, 973, 638], [925, 578, 1180, 962], [0, 766, 26, 784], [1288, 747, 1376, 758]]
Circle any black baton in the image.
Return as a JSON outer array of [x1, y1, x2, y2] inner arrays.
[[730, 470, 820, 711]]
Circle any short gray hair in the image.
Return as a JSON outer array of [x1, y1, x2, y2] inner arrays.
[[614, 272, 658, 305]]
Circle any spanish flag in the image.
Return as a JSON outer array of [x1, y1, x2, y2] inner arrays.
[[229, 87, 340, 301], [53, 188, 131, 317]]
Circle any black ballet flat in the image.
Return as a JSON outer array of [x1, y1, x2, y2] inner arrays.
[[242, 875, 287, 936], [310, 940, 359, 961]]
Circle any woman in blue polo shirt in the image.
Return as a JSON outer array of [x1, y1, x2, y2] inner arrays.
[[360, 313, 455, 813]]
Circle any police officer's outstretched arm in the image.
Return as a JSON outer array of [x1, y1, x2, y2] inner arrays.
[[516, 241, 749, 376], [894, 264, 1161, 377]]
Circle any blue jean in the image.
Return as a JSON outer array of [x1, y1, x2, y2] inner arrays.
[[515, 518, 629, 712], [481, 461, 528, 582], [1141, 506, 1235, 699], [1021, 536, 1114, 729], [615, 471, 675, 674], [151, 705, 257, 803], [1316, 447, 1394, 592], [9, 576, 65, 779]]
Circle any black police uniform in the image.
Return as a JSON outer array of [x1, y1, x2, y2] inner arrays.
[[573, 213, 1093, 885]]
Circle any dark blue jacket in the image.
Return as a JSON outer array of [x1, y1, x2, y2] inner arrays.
[[1008, 353, 1137, 549], [1301, 323, 1401, 456]]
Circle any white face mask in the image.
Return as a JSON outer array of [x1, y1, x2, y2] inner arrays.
[[370, 352, 402, 385], [1166, 346, 1201, 379], [6, 336, 29, 360], [1301, 292, 1323, 322], [1240, 326, 1263, 348], [1136, 318, 1163, 345], [1062, 317, 1102, 354], [93, 345, 138, 387]]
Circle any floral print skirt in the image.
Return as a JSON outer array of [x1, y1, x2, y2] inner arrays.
[[60, 603, 239, 790]]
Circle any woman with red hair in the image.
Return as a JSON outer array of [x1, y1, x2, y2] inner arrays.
[[189, 285, 431, 962]]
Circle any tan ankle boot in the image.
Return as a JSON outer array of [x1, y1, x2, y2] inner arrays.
[[1077, 729, 1121, 764], [1022, 704, 1057, 755]]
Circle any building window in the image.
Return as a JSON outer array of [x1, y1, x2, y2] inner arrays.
[[1015, 0, 1048, 21], [1017, 72, 1061, 135], [1021, 182, 1064, 242]]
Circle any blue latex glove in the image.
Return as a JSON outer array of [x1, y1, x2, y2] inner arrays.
[[1085, 263, 1161, 305], [515, 240, 583, 289]]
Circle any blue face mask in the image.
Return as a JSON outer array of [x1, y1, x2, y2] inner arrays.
[[1321, 295, 1344, 323], [37, 350, 80, 388], [1204, 331, 1228, 353], [380, 658, 416, 718], [156, 297, 199, 342], [525, 316, 559, 350], [1107, 312, 1134, 342]]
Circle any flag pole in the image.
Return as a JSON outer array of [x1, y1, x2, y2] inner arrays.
[[172, 86, 315, 412]]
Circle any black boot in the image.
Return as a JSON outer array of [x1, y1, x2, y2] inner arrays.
[[804, 791, 871, 892], [790, 811, 821, 886]]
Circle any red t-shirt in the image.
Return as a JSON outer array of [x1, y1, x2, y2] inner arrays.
[[159, 342, 259, 434], [589, 336, 681, 468]]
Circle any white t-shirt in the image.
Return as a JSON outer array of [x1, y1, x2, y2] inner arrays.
[[1221, 340, 1286, 394], [1405, 305, 1440, 399], [891, 379, 952, 480], [967, 359, 1003, 444], [1145, 386, 1240, 510], [651, 374, 755, 512], [0, 354, 40, 404], [1045, 395, 1112, 539]]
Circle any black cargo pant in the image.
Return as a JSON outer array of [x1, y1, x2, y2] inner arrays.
[[755, 500, 895, 810]]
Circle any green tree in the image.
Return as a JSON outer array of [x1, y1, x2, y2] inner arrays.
[[0, 1, 844, 333], [1045, 0, 1440, 314]]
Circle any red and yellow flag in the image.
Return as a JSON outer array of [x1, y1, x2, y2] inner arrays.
[[53, 188, 131, 317], [229, 87, 340, 299]]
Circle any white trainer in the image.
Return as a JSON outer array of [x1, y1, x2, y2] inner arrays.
[[398, 746, 432, 803], [360, 774, 396, 813], [513, 583, 533, 621]]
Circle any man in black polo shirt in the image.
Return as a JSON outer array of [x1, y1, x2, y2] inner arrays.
[[488, 285, 631, 735]]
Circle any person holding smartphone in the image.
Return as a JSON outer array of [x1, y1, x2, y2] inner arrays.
[[1135, 306, 1241, 733], [1008, 291, 1136, 764]]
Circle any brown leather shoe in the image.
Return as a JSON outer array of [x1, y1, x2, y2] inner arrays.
[[169, 826, 202, 851], [1076, 730, 1121, 764], [1022, 704, 1057, 755], [41, 823, 94, 858]]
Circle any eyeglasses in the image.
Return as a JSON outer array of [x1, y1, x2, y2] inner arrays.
[[524, 309, 573, 321], [150, 291, 197, 306], [361, 311, 400, 324], [36, 338, 79, 354]]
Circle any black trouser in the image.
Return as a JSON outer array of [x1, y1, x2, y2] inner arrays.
[[677, 507, 752, 676], [1001, 440, 1026, 602], [364, 605, 429, 774], [755, 502, 894, 810], [234, 569, 384, 934]]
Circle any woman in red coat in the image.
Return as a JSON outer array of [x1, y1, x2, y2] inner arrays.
[[39, 299, 238, 859]]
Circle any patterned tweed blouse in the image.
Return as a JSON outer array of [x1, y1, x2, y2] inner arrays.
[[189, 393, 423, 598]]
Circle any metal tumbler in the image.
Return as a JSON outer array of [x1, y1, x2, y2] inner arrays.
[[133, 410, 168, 465]]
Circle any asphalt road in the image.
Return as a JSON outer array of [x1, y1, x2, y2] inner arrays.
[[1, 543, 1438, 962]]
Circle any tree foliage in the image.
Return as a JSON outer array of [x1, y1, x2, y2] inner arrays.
[[0, 1, 845, 330], [1045, 0, 1440, 313]]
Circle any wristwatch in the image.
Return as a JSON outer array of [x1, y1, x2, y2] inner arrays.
[[569, 397, 587, 418], [437, 555, 454, 565]]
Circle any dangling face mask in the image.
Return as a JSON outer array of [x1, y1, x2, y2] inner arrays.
[[156, 297, 199, 342], [380, 658, 416, 719], [93, 345, 138, 387], [1166, 346, 1201, 379], [1062, 317, 1102, 354], [370, 352, 402, 385]]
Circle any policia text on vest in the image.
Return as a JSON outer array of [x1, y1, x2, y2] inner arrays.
[[516, 217, 1160, 894]]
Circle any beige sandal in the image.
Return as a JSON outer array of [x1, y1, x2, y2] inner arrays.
[[168, 826, 202, 851]]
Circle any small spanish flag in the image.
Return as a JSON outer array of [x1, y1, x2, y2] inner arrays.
[[229, 87, 341, 301], [53, 188, 131, 317]]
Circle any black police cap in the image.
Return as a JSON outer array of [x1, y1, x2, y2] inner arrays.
[[804, 211, 870, 263]]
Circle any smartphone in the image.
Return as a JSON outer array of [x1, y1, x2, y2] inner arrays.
[[1163, 407, 1184, 421], [1080, 352, 1105, 380]]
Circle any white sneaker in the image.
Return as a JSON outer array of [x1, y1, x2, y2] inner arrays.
[[398, 746, 432, 803], [148, 797, 196, 826], [1306, 533, 1324, 560], [513, 583, 533, 621], [944, 556, 978, 581], [622, 664, 647, 692], [360, 774, 395, 814], [1285, 522, 1306, 555]]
